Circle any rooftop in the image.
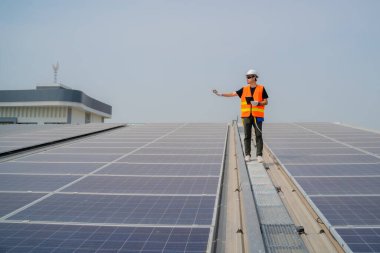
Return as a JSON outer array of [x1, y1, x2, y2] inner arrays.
[[0, 122, 379, 252]]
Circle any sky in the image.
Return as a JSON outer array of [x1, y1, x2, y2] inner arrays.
[[1, 0, 379, 130]]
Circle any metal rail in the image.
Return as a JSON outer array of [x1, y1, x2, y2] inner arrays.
[[234, 121, 266, 253]]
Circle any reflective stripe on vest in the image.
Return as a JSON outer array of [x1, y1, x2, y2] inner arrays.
[[240, 85, 265, 118]]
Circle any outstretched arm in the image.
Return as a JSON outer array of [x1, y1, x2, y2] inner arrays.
[[212, 89, 238, 97]]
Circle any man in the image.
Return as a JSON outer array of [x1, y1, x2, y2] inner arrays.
[[213, 69, 269, 163]]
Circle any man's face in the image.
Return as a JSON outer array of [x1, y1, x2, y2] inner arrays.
[[246, 75, 256, 84]]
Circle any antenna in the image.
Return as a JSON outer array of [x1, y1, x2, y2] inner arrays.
[[52, 61, 59, 83]]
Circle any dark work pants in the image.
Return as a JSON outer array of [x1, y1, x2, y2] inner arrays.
[[242, 116, 263, 157]]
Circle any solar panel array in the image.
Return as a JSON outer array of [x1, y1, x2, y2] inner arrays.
[[0, 124, 64, 137], [0, 123, 125, 155], [0, 123, 227, 252], [264, 122, 380, 253]]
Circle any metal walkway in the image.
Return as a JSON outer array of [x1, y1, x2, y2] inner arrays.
[[236, 122, 308, 253]]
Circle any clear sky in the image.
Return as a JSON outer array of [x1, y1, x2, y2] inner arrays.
[[1, 0, 379, 130]]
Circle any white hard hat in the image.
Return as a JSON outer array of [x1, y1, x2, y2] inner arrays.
[[246, 69, 259, 76]]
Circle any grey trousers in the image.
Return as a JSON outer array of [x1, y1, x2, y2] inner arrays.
[[242, 116, 263, 157]]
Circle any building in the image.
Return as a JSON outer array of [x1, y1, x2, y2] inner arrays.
[[0, 84, 111, 124]]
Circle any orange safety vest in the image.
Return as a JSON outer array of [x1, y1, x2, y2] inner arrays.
[[240, 85, 265, 118]]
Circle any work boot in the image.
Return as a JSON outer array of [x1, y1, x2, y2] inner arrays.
[[245, 155, 251, 162], [257, 156, 264, 163]]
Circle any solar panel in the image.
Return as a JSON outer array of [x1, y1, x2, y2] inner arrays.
[[348, 142, 380, 148], [0, 223, 210, 252], [0, 123, 227, 252], [363, 148, 380, 155], [158, 138, 225, 142], [265, 142, 346, 149], [134, 147, 224, 155], [265, 138, 333, 143], [0, 162, 105, 174], [91, 138, 156, 142], [63, 176, 219, 194], [271, 147, 364, 155], [17, 153, 122, 163], [43, 147, 137, 154], [0, 193, 46, 216], [9, 194, 215, 225], [0, 147, 10, 153], [95, 163, 221, 176], [0, 124, 63, 137], [0, 175, 81, 191], [285, 164, 380, 177], [277, 154, 380, 165], [265, 122, 380, 253], [119, 154, 223, 163], [310, 196, 380, 226], [335, 228, 380, 253], [68, 142, 146, 148], [0, 123, 125, 155], [147, 142, 225, 148]]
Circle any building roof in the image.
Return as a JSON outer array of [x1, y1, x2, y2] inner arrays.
[[0, 85, 112, 117]]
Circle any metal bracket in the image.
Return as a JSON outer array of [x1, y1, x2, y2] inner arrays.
[[296, 226, 305, 235]]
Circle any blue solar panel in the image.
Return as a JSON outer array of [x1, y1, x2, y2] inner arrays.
[[134, 147, 224, 155], [96, 163, 221, 176], [363, 148, 380, 155], [92, 138, 156, 143], [286, 164, 380, 177], [296, 177, 380, 195], [17, 153, 122, 163], [0, 223, 210, 252], [265, 122, 380, 253], [147, 142, 225, 148], [64, 176, 219, 194], [271, 147, 364, 156], [44, 147, 136, 154], [333, 137, 380, 142], [8, 194, 215, 225], [119, 154, 223, 163], [0, 141, 36, 148], [0, 124, 124, 155], [349, 142, 380, 148], [0, 193, 46, 216], [0, 123, 227, 252], [267, 142, 346, 149], [0, 175, 81, 191], [0, 147, 10, 153], [158, 138, 225, 143], [335, 228, 380, 253], [68, 142, 146, 148], [0, 162, 105, 174], [266, 138, 332, 143], [277, 154, 380, 164], [311, 196, 380, 226]]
